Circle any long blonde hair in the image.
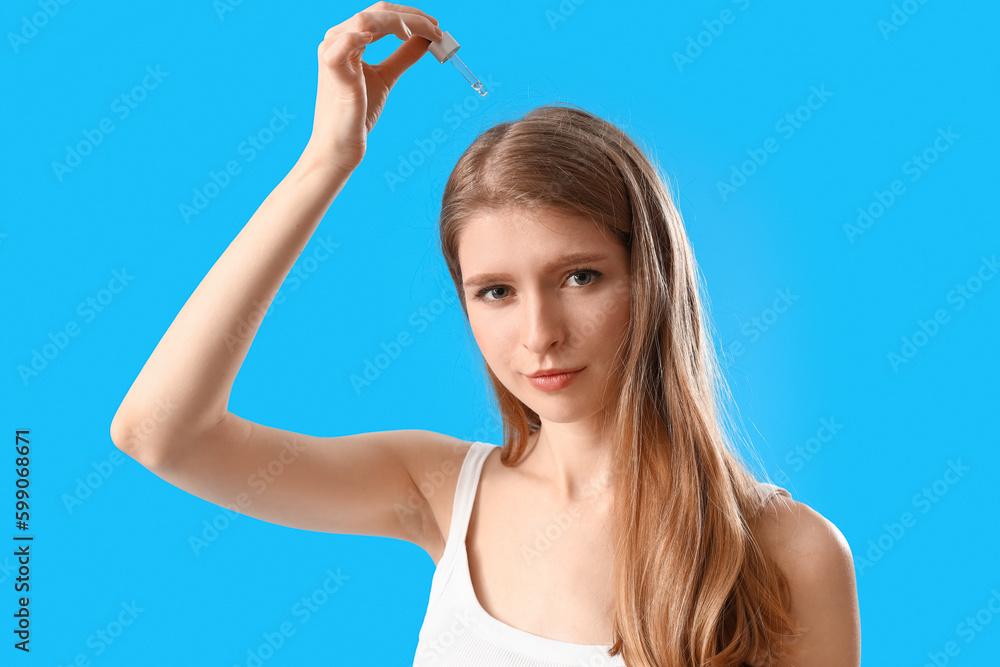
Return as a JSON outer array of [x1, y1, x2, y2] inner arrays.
[[438, 103, 802, 666]]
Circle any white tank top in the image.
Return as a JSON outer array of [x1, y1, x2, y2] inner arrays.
[[412, 440, 791, 667]]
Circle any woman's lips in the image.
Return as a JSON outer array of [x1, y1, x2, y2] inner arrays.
[[526, 368, 584, 391]]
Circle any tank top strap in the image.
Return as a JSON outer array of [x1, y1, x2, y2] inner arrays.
[[755, 481, 792, 510], [445, 441, 495, 547], [424, 440, 494, 614]]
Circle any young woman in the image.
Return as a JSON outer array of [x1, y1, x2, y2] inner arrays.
[[110, 3, 861, 665]]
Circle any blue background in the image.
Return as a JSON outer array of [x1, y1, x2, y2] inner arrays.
[[3, 0, 998, 664]]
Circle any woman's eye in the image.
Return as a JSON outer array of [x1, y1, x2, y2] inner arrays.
[[474, 269, 602, 303], [480, 286, 509, 301]]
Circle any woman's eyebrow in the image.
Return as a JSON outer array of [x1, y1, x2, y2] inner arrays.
[[462, 251, 611, 291]]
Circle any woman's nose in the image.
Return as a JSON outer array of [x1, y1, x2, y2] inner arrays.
[[520, 291, 566, 353]]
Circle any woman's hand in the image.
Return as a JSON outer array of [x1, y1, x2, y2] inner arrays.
[[303, 2, 443, 173]]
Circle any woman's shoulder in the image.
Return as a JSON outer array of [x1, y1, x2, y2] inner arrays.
[[752, 487, 861, 663], [752, 484, 850, 568]]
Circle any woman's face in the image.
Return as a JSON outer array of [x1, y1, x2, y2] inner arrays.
[[458, 207, 632, 426]]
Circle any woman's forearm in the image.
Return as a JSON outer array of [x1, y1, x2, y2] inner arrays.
[[110, 149, 353, 459]]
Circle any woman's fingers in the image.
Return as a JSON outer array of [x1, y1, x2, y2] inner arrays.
[[306, 3, 443, 167], [319, 31, 374, 87], [369, 2, 439, 26], [320, 30, 373, 64], [324, 2, 439, 39], [323, 7, 442, 48], [317, 5, 443, 90]]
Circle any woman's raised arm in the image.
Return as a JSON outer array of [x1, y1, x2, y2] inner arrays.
[[111, 149, 351, 457], [108, 5, 464, 552]]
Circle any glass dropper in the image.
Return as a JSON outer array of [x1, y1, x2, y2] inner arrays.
[[427, 30, 488, 96], [448, 53, 487, 96]]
